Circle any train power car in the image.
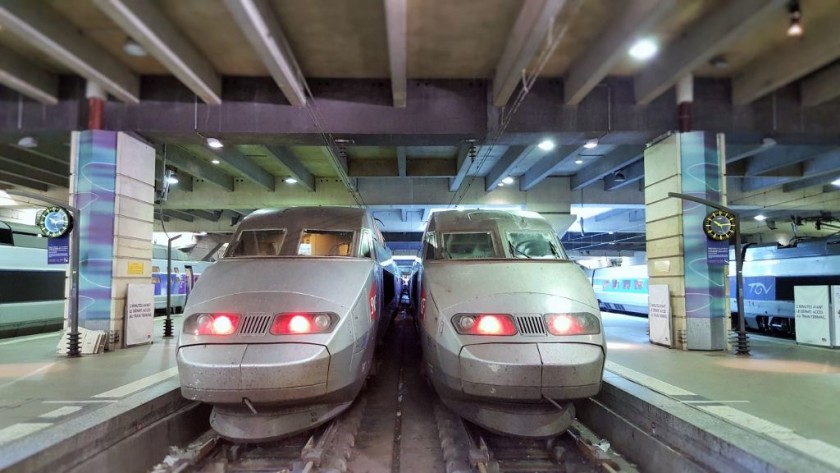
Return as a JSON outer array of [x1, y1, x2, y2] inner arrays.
[[416, 210, 606, 437], [176, 207, 401, 442]]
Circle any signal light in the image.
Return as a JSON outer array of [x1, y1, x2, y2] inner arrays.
[[196, 313, 240, 335], [452, 314, 516, 336], [545, 313, 600, 335], [270, 313, 336, 335]]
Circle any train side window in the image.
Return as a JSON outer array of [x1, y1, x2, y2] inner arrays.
[[226, 229, 287, 257], [423, 232, 438, 260], [299, 229, 354, 256], [442, 232, 496, 259]]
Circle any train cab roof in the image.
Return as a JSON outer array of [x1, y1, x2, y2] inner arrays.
[[238, 207, 372, 232], [426, 210, 553, 233]]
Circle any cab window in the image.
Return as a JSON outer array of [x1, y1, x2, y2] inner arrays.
[[423, 231, 437, 260], [226, 229, 287, 257], [442, 232, 496, 259], [360, 230, 373, 258], [298, 229, 354, 256], [507, 231, 566, 259]]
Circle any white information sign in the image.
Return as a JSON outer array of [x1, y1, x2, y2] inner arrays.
[[648, 284, 672, 347], [125, 283, 155, 347], [831, 286, 840, 348], [794, 286, 831, 347]]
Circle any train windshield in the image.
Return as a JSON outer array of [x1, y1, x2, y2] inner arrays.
[[225, 229, 287, 257], [507, 231, 566, 259], [442, 232, 497, 259], [298, 230, 355, 256]]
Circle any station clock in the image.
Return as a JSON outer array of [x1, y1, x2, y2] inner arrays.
[[36, 206, 74, 238], [703, 210, 735, 241]]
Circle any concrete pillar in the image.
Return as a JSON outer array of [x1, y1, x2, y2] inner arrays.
[[69, 131, 155, 348], [644, 131, 728, 351]]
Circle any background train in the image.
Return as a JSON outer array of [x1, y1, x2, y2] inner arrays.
[[0, 220, 212, 338], [177, 207, 402, 442], [416, 210, 605, 438], [591, 236, 840, 336]]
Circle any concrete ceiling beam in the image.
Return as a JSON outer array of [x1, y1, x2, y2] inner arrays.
[[780, 150, 840, 192], [604, 159, 644, 191], [162, 146, 234, 192], [740, 176, 794, 193], [160, 209, 194, 222], [492, 0, 568, 107], [264, 145, 315, 191], [0, 170, 48, 191], [0, 158, 68, 187], [449, 144, 474, 192], [349, 157, 455, 178], [224, 0, 307, 106], [564, 0, 677, 105], [801, 62, 840, 107], [0, 47, 58, 104], [784, 173, 840, 193], [211, 147, 275, 191], [571, 145, 644, 190], [94, 0, 222, 104], [485, 146, 529, 192], [384, 0, 406, 107], [184, 209, 221, 221], [0, 144, 67, 176], [745, 145, 832, 176], [519, 145, 580, 191], [733, 17, 840, 104], [634, 0, 784, 105], [397, 147, 407, 177], [0, 1, 139, 103], [726, 140, 776, 164]]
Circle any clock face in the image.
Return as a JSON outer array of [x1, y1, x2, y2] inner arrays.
[[703, 210, 735, 241], [37, 206, 74, 238]]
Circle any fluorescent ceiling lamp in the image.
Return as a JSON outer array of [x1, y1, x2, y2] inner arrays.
[[123, 38, 147, 57], [502, 176, 514, 185], [17, 136, 38, 148], [284, 177, 298, 184], [211, 159, 220, 165], [754, 214, 767, 221], [206, 137, 224, 149], [575, 159, 583, 164], [583, 139, 598, 149], [538, 139, 555, 151], [628, 39, 658, 60], [497, 182, 504, 187], [831, 178, 840, 186], [166, 175, 179, 185]]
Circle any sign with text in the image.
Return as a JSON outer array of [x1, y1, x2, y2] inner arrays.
[[705, 238, 729, 266], [794, 285, 831, 347], [125, 283, 154, 346], [648, 284, 672, 347], [47, 235, 70, 264]]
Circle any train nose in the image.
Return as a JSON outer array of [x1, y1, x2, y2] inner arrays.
[[459, 342, 604, 400], [178, 342, 330, 404]]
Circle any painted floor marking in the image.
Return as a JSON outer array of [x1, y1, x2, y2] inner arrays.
[[606, 360, 840, 468], [92, 366, 177, 398], [0, 362, 57, 391], [0, 423, 51, 443], [0, 332, 59, 346], [38, 406, 83, 418]]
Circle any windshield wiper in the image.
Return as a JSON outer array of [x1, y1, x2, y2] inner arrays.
[[549, 241, 562, 258], [508, 240, 531, 258]]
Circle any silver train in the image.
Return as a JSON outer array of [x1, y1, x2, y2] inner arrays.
[[416, 210, 606, 437], [0, 221, 209, 338], [177, 207, 402, 442], [591, 237, 840, 335]]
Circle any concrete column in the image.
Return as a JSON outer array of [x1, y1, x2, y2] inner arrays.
[[644, 132, 728, 351], [69, 131, 155, 348]]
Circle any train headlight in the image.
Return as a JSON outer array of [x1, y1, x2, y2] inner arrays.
[[270, 312, 338, 335], [545, 313, 600, 336], [452, 314, 516, 336], [189, 313, 240, 336]]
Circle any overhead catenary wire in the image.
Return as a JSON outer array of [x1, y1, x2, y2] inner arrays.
[[448, 0, 583, 210]]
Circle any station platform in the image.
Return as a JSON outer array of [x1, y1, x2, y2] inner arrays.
[[0, 313, 838, 472]]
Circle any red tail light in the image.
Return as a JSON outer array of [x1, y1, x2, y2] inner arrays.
[[270, 313, 336, 335], [452, 314, 516, 336], [545, 313, 600, 335], [196, 313, 240, 335]]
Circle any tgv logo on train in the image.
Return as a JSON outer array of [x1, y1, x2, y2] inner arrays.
[[747, 282, 773, 295]]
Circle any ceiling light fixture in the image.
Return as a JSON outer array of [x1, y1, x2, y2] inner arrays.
[[787, 0, 803, 37], [16, 136, 38, 148], [628, 38, 658, 60], [709, 55, 729, 69], [583, 138, 598, 149], [538, 139, 555, 151], [123, 38, 148, 57], [831, 178, 840, 187], [284, 177, 298, 184], [497, 182, 505, 187], [754, 214, 767, 221], [613, 171, 626, 182], [575, 159, 583, 164], [206, 137, 223, 149], [502, 176, 514, 185], [211, 159, 220, 165], [165, 170, 179, 185]]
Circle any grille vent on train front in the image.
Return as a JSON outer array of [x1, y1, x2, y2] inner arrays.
[[515, 315, 547, 336], [239, 314, 272, 335]]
